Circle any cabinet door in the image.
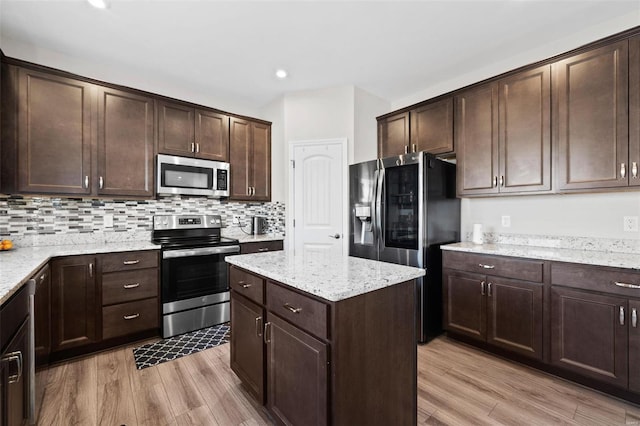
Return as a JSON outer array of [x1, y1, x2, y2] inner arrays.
[[230, 293, 264, 403], [410, 98, 454, 155], [551, 286, 628, 388], [554, 40, 629, 190], [443, 270, 486, 341], [229, 117, 252, 200], [97, 87, 155, 197], [34, 265, 51, 368], [195, 109, 229, 161], [498, 65, 551, 193], [629, 299, 640, 393], [3, 319, 29, 426], [17, 68, 93, 195], [486, 278, 543, 360], [378, 112, 409, 158], [455, 83, 499, 196], [630, 35, 640, 186], [266, 313, 327, 426], [251, 122, 271, 201], [158, 101, 194, 157], [51, 256, 98, 352]]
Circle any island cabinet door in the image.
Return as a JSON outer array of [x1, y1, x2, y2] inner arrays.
[[265, 313, 328, 426], [628, 299, 640, 393], [230, 292, 265, 403]]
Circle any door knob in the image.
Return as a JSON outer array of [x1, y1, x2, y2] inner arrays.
[[329, 233, 341, 239]]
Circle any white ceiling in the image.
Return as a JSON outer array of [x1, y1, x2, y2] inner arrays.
[[1, 0, 639, 111]]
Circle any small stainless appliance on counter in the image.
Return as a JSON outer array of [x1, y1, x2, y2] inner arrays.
[[153, 214, 239, 338], [349, 152, 460, 343]]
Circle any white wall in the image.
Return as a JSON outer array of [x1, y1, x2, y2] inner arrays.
[[260, 96, 286, 204], [1, 36, 261, 117], [353, 87, 389, 164]]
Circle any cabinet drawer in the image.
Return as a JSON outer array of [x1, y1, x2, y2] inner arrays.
[[267, 282, 328, 340], [240, 240, 284, 254], [102, 298, 158, 340], [101, 250, 158, 273], [552, 262, 640, 297], [102, 269, 158, 305], [230, 266, 264, 304], [443, 251, 543, 282]]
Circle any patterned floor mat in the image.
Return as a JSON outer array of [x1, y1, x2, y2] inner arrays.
[[132, 323, 230, 369]]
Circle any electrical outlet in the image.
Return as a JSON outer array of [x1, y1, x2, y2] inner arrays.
[[104, 214, 114, 228], [624, 216, 639, 232], [501, 215, 511, 228], [232, 215, 241, 224]]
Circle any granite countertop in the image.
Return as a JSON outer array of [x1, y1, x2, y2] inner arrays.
[[232, 234, 285, 243], [226, 250, 425, 302], [0, 241, 159, 305], [442, 242, 640, 271]]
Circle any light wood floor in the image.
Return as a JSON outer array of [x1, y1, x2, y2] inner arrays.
[[36, 336, 640, 425]]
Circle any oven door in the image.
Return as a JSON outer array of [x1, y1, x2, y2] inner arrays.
[[161, 245, 240, 310]]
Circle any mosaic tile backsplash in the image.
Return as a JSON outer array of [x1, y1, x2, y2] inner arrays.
[[0, 195, 285, 247]]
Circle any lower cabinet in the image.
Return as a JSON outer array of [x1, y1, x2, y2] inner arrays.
[[230, 265, 416, 425], [265, 313, 327, 426], [443, 254, 543, 360], [239, 240, 284, 254]]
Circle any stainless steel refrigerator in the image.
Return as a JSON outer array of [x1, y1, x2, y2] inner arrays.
[[349, 152, 460, 343]]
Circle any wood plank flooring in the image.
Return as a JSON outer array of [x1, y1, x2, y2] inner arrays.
[[36, 335, 640, 425]]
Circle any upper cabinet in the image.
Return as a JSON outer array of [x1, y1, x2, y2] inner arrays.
[[629, 35, 640, 187], [97, 87, 155, 197], [554, 40, 629, 191], [14, 67, 94, 195], [456, 65, 551, 197], [378, 112, 409, 157], [378, 98, 454, 158], [229, 117, 271, 201], [158, 100, 229, 162]]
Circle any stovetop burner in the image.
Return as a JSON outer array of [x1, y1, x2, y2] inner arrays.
[[152, 214, 239, 248]]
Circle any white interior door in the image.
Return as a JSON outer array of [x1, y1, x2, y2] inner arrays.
[[292, 140, 345, 255]]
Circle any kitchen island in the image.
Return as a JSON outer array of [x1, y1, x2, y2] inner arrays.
[[226, 250, 425, 426]]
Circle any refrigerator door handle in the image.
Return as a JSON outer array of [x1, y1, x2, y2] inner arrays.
[[376, 167, 385, 240], [371, 169, 379, 239]]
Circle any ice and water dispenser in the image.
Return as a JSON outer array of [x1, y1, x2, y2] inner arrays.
[[354, 203, 373, 245]]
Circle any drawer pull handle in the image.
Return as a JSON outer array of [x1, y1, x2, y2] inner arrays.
[[123, 283, 140, 289], [242, 283, 252, 289], [620, 306, 625, 326], [633, 308, 638, 328], [123, 260, 140, 265], [264, 322, 272, 344], [124, 313, 140, 320], [480, 281, 486, 296], [479, 264, 495, 269], [284, 303, 302, 314], [615, 281, 640, 289], [256, 316, 263, 337], [258, 248, 270, 252], [2, 351, 22, 384]]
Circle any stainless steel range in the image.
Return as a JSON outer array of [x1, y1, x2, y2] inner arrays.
[[152, 214, 240, 338]]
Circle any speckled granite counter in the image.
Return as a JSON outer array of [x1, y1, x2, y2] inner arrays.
[[0, 241, 159, 305], [231, 233, 285, 244], [442, 242, 640, 271], [226, 251, 425, 302]]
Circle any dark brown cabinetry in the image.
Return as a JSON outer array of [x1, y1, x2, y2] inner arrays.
[[378, 112, 410, 157], [97, 87, 155, 197], [158, 100, 229, 162], [14, 67, 94, 195], [410, 97, 454, 155], [50, 256, 98, 353], [33, 265, 50, 368], [629, 35, 640, 188], [229, 117, 271, 201], [554, 40, 630, 191], [1, 284, 31, 426], [239, 240, 283, 254], [443, 251, 544, 360], [456, 65, 550, 196], [230, 265, 416, 425]]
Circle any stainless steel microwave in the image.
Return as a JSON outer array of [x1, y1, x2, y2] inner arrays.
[[157, 154, 230, 197]]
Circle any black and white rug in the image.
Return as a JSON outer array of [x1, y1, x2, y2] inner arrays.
[[132, 323, 230, 370]]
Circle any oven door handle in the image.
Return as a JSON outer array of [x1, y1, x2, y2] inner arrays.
[[162, 245, 240, 259]]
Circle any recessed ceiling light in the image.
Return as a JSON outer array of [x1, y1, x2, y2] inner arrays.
[[275, 69, 288, 79], [87, 0, 108, 9]]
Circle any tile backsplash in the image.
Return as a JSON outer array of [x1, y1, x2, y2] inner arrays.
[[0, 195, 285, 247]]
